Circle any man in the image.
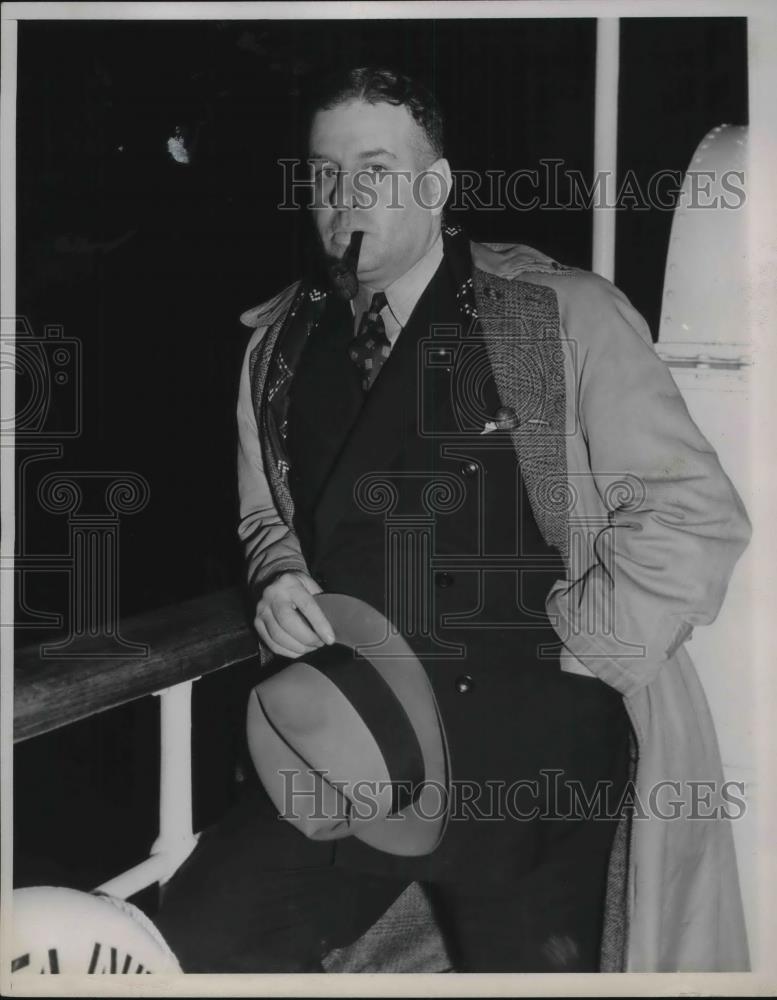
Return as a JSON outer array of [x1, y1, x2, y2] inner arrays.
[[155, 67, 751, 973]]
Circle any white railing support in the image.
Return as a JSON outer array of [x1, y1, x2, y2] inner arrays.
[[150, 680, 199, 882], [95, 853, 171, 901], [95, 679, 200, 899], [592, 17, 620, 281]]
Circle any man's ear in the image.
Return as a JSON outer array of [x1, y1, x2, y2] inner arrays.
[[418, 157, 452, 216]]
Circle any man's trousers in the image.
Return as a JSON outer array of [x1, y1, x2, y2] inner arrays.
[[153, 766, 627, 974]]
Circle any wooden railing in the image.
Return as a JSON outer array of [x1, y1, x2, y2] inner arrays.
[[14, 586, 258, 897], [14, 587, 256, 743]]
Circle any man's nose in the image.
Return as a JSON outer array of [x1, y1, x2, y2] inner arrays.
[[330, 169, 367, 210]]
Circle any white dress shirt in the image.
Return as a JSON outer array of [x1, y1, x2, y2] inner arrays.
[[350, 233, 444, 347]]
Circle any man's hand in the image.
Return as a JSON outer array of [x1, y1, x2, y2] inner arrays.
[[254, 572, 335, 659]]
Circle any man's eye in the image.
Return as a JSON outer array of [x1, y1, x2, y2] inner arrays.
[[367, 164, 388, 176], [315, 165, 337, 180]]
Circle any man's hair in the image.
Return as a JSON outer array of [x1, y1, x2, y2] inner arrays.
[[305, 66, 444, 162]]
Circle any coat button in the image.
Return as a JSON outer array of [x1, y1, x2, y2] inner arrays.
[[494, 406, 519, 430], [435, 571, 455, 589], [455, 674, 474, 694], [460, 461, 479, 478]]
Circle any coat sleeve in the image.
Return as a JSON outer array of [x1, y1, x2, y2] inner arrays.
[[236, 328, 309, 601], [546, 272, 752, 697]]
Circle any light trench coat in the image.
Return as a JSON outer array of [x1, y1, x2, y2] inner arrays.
[[235, 239, 752, 972]]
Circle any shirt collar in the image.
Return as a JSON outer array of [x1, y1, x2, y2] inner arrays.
[[352, 233, 444, 331]]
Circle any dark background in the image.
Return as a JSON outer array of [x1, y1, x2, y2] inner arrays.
[[14, 17, 748, 896]]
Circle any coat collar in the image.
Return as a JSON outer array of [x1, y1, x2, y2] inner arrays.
[[470, 240, 570, 279]]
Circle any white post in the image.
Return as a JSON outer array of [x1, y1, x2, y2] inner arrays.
[[592, 17, 620, 282], [95, 680, 200, 899], [150, 681, 199, 884]]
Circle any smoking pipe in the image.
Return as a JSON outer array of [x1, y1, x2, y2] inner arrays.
[[327, 230, 364, 300]]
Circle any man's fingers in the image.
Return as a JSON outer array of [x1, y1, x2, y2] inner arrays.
[[255, 619, 299, 660], [259, 615, 315, 658], [292, 590, 335, 645], [253, 572, 334, 653], [276, 604, 322, 648]]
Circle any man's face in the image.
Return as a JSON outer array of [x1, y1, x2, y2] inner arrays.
[[308, 99, 449, 289]]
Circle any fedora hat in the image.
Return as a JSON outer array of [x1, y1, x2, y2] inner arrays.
[[246, 593, 451, 857]]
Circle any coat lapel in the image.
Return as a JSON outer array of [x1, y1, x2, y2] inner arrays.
[[249, 311, 294, 527], [473, 267, 570, 559], [249, 283, 325, 530]]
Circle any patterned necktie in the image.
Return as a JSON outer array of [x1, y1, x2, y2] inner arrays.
[[349, 291, 390, 391]]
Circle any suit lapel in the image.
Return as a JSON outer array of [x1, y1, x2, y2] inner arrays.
[[313, 260, 453, 559]]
